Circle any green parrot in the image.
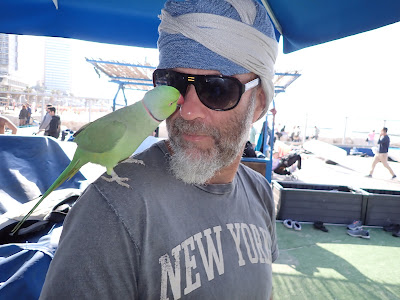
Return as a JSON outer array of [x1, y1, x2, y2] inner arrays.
[[11, 86, 180, 235]]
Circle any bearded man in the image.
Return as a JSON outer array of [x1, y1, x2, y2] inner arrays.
[[40, 0, 279, 299]]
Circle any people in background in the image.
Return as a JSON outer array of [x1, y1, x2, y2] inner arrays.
[[249, 124, 258, 148], [45, 107, 61, 139], [367, 127, 396, 179], [366, 130, 375, 146], [18, 105, 28, 126], [272, 151, 302, 175], [312, 126, 320, 140], [26, 103, 32, 125], [37, 104, 53, 134]]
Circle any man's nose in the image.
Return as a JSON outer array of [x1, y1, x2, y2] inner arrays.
[[178, 84, 207, 120]]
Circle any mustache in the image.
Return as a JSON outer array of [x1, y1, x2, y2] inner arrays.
[[171, 117, 221, 139]]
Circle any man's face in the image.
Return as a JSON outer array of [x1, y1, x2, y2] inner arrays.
[[166, 68, 263, 185]]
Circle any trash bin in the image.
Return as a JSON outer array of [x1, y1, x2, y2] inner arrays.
[[361, 188, 400, 226], [272, 181, 366, 224]]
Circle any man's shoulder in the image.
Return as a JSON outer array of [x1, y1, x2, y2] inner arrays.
[[238, 162, 270, 185], [101, 141, 168, 184]]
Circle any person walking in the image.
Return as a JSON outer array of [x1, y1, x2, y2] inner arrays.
[[312, 126, 320, 140], [367, 127, 396, 179]]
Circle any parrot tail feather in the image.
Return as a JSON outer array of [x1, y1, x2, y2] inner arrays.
[[10, 158, 84, 235]]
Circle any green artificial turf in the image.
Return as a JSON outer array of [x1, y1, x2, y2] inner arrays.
[[272, 223, 400, 300]]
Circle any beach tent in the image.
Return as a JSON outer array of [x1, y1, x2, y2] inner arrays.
[[0, 0, 400, 53]]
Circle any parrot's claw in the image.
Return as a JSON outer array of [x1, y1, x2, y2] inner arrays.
[[122, 157, 145, 165], [101, 171, 130, 188]]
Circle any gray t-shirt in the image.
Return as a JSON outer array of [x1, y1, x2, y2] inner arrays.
[[40, 141, 278, 300]]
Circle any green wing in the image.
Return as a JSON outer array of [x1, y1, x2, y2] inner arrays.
[[74, 119, 127, 153]]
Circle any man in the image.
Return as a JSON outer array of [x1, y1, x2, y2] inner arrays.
[[367, 127, 396, 179], [0, 115, 18, 134], [312, 126, 320, 140], [44, 107, 61, 139], [37, 104, 53, 134], [40, 1, 279, 299]]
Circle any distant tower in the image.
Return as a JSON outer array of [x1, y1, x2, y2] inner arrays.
[[0, 33, 18, 76], [44, 37, 72, 92]]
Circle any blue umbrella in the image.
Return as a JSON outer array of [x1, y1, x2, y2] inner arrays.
[[0, 0, 399, 52]]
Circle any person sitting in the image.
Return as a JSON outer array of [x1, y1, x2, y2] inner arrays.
[[243, 140, 257, 158], [0, 115, 18, 134], [272, 151, 302, 175]]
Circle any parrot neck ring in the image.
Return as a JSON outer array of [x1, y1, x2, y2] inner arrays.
[[142, 101, 162, 122]]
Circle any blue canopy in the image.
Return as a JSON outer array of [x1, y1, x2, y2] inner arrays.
[[0, 0, 399, 53]]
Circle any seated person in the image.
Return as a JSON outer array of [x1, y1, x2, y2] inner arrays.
[[0, 116, 18, 134], [272, 151, 302, 175], [243, 140, 257, 157]]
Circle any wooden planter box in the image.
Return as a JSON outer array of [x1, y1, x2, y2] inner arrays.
[[361, 188, 400, 226], [272, 181, 366, 224]]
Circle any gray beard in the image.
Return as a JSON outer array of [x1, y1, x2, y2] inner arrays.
[[166, 92, 256, 185]]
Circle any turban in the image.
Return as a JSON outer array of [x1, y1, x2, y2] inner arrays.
[[157, 0, 279, 118]]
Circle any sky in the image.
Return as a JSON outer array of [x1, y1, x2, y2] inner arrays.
[[15, 20, 400, 136], [272, 21, 400, 134]]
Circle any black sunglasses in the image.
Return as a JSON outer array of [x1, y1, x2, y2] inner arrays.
[[152, 69, 260, 111]]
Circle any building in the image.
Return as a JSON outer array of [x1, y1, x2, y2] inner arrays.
[[44, 37, 72, 93], [0, 33, 18, 76], [0, 34, 29, 107]]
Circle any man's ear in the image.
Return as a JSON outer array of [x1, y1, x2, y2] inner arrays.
[[252, 86, 267, 123]]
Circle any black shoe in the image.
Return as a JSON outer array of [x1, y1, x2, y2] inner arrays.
[[393, 228, 400, 237], [314, 221, 329, 232], [383, 224, 400, 232]]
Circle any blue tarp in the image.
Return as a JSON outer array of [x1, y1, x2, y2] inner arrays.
[[0, 0, 399, 53], [0, 135, 86, 299], [0, 225, 63, 300], [0, 135, 86, 215]]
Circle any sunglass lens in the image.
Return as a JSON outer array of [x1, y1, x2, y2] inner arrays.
[[154, 70, 187, 96], [197, 77, 239, 110]]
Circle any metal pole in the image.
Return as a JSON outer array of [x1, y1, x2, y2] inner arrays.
[[41, 96, 45, 121], [264, 99, 276, 183], [342, 116, 348, 144], [303, 113, 308, 142], [88, 99, 92, 122], [112, 84, 122, 111]]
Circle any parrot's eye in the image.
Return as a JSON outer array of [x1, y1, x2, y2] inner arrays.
[[153, 69, 259, 111]]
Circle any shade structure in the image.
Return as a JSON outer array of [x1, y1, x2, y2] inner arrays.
[[0, 1, 399, 53]]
